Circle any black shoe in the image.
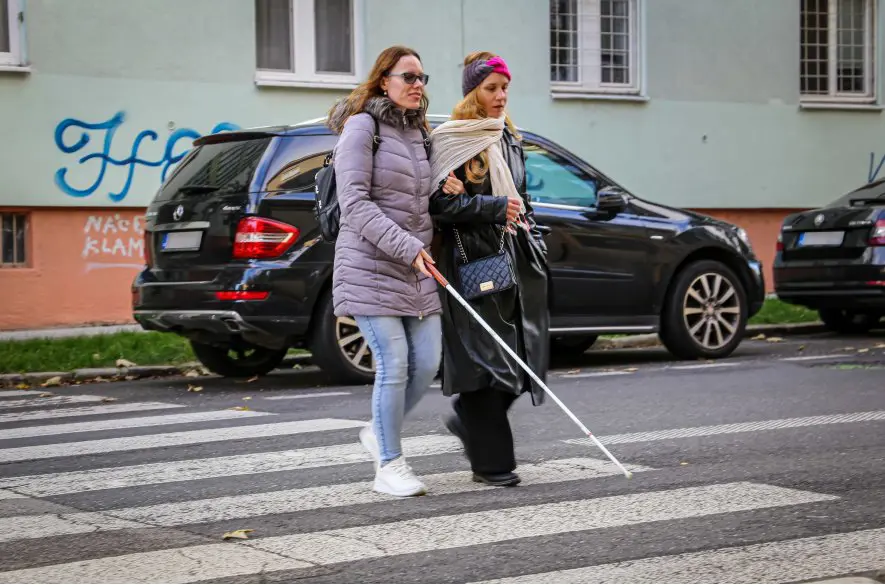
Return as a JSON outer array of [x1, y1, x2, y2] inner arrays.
[[443, 415, 470, 460], [472, 472, 521, 487]]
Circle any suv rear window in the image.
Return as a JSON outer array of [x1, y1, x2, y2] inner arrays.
[[157, 138, 272, 201]]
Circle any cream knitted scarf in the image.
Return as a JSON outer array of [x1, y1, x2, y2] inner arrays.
[[429, 116, 525, 215]]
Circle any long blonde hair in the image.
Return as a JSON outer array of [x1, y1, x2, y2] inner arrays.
[[452, 51, 521, 184]]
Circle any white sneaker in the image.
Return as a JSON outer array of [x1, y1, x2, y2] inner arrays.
[[373, 457, 427, 497], [359, 424, 380, 470]]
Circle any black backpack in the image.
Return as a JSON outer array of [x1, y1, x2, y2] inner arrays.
[[314, 115, 430, 243]]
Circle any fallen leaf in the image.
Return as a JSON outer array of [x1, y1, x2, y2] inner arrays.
[[857, 348, 870, 353], [116, 358, 137, 368], [622, 367, 639, 373], [242, 396, 252, 401], [15, 383, 30, 390], [124, 375, 137, 381], [92, 353, 101, 360], [222, 529, 254, 540], [751, 334, 766, 341], [41, 377, 62, 388], [185, 370, 201, 378], [566, 369, 581, 375], [39, 392, 54, 398], [680, 462, 689, 466], [766, 337, 784, 343], [874, 343, 885, 349], [798, 345, 806, 352], [246, 375, 260, 383], [187, 385, 203, 393], [841, 347, 856, 352], [100, 397, 118, 403], [229, 405, 251, 411]]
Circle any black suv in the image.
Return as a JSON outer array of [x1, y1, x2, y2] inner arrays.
[[133, 116, 765, 384]]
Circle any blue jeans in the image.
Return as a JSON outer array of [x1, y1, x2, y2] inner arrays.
[[355, 314, 442, 465]]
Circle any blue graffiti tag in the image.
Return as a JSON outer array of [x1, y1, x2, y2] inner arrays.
[[54, 111, 240, 202], [869, 152, 885, 183]]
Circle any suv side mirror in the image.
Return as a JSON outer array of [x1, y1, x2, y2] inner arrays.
[[595, 186, 628, 216]]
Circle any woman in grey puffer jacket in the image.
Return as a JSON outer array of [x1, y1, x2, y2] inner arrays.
[[327, 46, 441, 498]]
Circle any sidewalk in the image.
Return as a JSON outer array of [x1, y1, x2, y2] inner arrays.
[[0, 323, 143, 342]]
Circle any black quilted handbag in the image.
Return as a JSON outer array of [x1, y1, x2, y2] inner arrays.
[[453, 226, 515, 300]]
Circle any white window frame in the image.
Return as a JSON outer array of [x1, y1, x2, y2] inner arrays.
[[254, 0, 365, 90], [800, 0, 878, 105], [550, 0, 643, 98], [0, 0, 23, 68]]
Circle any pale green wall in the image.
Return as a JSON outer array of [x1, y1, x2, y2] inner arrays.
[[1, 0, 883, 209]]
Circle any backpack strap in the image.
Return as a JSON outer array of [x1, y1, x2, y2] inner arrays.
[[370, 114, 381, 155], [418, 125, 431, 158]]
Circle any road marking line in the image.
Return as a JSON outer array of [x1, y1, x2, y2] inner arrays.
[[475, 528, 885, 584], [781, 354, 852, 362], [560, 371, 634, 379], [0, 483, 834, 583], [0, 395, 114, 410], [0, 419, 364, 463], [0, 458, 654, 543], [669, 362, 742, 370], [0, 410, 273, 441], [0, 490, 24, 500], [564, 410, 885, 447], [0, 434, 460, 497], [0, 390, 49, 398], [261, 391, 351, 400], [0, 402, 184, 424]]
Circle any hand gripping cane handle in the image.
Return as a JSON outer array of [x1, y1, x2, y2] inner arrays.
[[425, 262, 632, 479]]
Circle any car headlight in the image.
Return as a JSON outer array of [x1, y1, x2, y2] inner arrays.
[[736, 227, 753, 250]]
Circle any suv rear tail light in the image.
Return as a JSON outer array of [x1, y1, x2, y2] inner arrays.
[[870, 220, 885, 247], [144, 231, 153, 266], [233, 217, 299, 259], [776, 232, 784, 252]]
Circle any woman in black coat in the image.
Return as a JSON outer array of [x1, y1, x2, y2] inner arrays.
[[429, 51, 550, 487]]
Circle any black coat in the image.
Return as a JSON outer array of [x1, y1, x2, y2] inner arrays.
[[429, 128, 550, 404]]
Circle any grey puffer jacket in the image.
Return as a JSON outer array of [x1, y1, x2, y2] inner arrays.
[[329, 96, 442, 319]]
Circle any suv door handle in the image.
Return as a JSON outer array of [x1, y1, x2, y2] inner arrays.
[[535, 224, 552, 234]]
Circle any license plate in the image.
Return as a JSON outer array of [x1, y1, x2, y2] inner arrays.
[[798, 231, 844, 247], [161, 231, 203, 251]]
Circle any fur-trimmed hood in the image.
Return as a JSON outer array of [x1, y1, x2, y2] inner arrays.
[[328, 96, 426, 133]]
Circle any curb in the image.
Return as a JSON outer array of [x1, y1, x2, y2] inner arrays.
[[0, 354, 312, 388], [0, 322, 827, 387]]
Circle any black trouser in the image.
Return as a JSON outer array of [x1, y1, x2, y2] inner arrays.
[[453, 388, 520, 475]]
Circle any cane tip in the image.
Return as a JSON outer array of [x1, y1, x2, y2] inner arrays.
[[624, 470, 633, 480]]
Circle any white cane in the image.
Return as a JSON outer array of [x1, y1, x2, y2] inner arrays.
[[426, 263, 633, 479]]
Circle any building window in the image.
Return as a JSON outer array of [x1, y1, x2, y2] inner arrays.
[[255, 0, 362, 88], [0, 212, 27, 267], [801, 0, 877, 102], [550, 0, 641, 95], [0, 0, 23, 67]]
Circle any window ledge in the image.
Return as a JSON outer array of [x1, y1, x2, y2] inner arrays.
[[255, 73, 357, 91], [551, 91, 649, 103], [0, 65, 32, 74], [799, 101, 882, 112]]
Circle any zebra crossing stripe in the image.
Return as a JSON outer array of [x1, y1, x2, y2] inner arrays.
[[0, 395, 116, 410], [475, 527, 885, 584], [0, 457, 654, 543], [0, 490, 24, 500], [0, 482, 836, 584], [0, 434, 461, 497], [0, 419, 365, 463], [564, 410, 885, 447], [0, 409, 274, 440], [0, 402, 184, 424]]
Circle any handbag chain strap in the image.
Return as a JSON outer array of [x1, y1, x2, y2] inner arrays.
[[452, 226, 507, 264]]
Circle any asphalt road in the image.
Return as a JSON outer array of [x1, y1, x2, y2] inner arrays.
[[0, 329, 884, 583]]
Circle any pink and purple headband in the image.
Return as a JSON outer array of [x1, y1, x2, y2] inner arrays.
[[462, 56, 511, 96]]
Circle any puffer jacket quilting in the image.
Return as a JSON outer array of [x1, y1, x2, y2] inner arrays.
[[330, 97, 442, 319]]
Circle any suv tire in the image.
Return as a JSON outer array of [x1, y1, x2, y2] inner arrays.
[[309, 290, 376, 386], [189, 341, 288, 378], [660, 260, 748, 360]]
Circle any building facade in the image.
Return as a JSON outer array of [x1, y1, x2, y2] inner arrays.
[[0, 0, 882, 330]]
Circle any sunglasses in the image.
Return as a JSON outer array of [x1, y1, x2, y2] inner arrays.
[[387, 72, 429, 86]]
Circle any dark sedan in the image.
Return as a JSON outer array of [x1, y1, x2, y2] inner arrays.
[[132, 115, 765, 384], [774, 178, 885, 333]]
